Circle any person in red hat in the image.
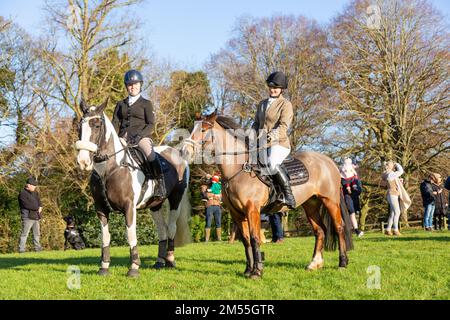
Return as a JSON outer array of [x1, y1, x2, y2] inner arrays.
[[201, 174, 223, 242]]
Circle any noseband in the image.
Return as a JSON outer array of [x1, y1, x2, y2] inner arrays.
[[75, 114, 109, 162], [183, 120, 214, 154]]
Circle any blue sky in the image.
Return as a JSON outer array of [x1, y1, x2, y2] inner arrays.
[[2, 0, 449, 68]]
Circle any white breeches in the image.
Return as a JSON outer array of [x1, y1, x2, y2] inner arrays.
[[267, 145, 291, 173]]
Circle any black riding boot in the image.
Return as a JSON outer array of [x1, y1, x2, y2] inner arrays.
[[272, 165, 296, 209], [148, 157, 167, 199]]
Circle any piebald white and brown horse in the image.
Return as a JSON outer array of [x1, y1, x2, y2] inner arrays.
[[76, 99, 191, 277]]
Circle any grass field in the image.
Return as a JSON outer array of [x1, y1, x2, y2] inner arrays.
[[0, 230, 449, 300]]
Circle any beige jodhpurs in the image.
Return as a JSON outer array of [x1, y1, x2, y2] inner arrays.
[[138, 137, 155, 161]]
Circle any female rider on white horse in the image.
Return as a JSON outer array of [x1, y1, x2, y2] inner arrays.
[[111, 70, 166, 199]]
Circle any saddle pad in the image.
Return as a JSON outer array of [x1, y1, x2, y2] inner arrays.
[[282, 157, 309, 186]]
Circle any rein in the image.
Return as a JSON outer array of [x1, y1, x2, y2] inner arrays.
[[93, 145, 129, 163]]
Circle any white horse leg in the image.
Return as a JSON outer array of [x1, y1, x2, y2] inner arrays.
[[101, 223, 111, 269], [126, 205, 140, 277], [98, 212, 111, 275], [166, 209, 181, 267], [151, 209, 168, 268], [306, 252, 324, 271]]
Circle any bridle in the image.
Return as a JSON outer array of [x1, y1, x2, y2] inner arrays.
[[76, 113, 128, 163], [183, 119, 214, 155], [183, 118, 263, 184]]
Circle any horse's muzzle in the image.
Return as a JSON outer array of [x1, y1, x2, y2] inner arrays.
[[75, 140, 97, 171]]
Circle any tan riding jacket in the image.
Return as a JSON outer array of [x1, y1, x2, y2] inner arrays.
[[252, 95, 294, 149]]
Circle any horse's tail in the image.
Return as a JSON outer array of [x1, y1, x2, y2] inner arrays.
[[323, 191, 354, 251], [174, 163, 192, 247]]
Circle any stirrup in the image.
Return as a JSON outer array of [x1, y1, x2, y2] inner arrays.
[[153, 178, 166, 198], [276, 192, 295, 209]]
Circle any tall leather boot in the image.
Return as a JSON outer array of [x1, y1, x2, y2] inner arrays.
[[148, 156, 167, 199], [216, 228, 222, 241], [272, 165, 296, 209], [205, 228, 211, 243]]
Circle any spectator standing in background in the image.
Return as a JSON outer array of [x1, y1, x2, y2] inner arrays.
[[429, 173, 448, 230], [420, 174, 436, 231], [381, 161, 411, 236], [340, 158, 364, 237], [18, 177, 43, 253], [201, 175, 223, 242]]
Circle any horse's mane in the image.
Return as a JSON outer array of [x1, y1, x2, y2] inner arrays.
[[215, 116, 251, 149], [215, 116, 242, 130]]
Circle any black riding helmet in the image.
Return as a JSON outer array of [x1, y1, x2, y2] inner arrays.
[[266, 71, 288, 89], [124, 69, 144, 86]]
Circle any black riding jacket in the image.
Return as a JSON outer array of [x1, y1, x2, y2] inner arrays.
[[111, 96, 155, 142]]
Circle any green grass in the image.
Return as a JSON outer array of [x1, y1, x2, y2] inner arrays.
[[0, 230, 449, 300]]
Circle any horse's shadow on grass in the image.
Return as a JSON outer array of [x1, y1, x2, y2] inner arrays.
[[172, 256, 321, 278], [0, 254, 159, 273], [180, 256, 314, 271], [363, 236, 450, 243]]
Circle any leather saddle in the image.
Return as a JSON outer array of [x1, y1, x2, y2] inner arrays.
[[251, 155, 309, 213], [128, 147, 171, 178]]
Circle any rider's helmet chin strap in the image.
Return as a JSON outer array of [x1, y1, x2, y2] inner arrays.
[[269, 89, 283, 99]]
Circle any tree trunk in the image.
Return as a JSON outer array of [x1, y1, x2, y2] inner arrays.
[[359, 201, 370, 231]]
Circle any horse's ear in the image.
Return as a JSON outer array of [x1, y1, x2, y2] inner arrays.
[[205, 111, 217, 122], [80, 97, 89, 114], [98, 97, 109, 114], [195, 112, 202, 121]]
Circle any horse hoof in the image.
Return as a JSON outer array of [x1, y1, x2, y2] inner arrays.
[[97, 268, 110, 276], [165, 260, 176, 268], [127, 269, 140, 278], [339, 257, 348, 268], [306, 262, 323, 271], [250, 270, 263, 280], [153, 261, 166, 270], [243, 268, 252, 278]]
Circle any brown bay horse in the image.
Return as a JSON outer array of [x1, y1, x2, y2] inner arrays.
[[182, 113, 353, 279]]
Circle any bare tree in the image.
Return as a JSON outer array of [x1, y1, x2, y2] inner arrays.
[[208, 15, 332, 149], [39, 0, 143, 119], [0, 20, 56, 181], [327, 0, 449, 225]]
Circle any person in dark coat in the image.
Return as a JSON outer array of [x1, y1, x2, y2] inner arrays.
[[111, 69, 165, 198], [430, 173, 448, 230], [420, 175, 436, 231], [18, 177, 43, 253], [342, 177, 364, 237], [445, 176, 450, 230]]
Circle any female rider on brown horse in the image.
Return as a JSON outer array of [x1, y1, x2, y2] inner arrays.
[[252, 71, 296, 209]]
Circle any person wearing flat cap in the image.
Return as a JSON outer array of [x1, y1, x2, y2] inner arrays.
[[18, 177, 43, 253]]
